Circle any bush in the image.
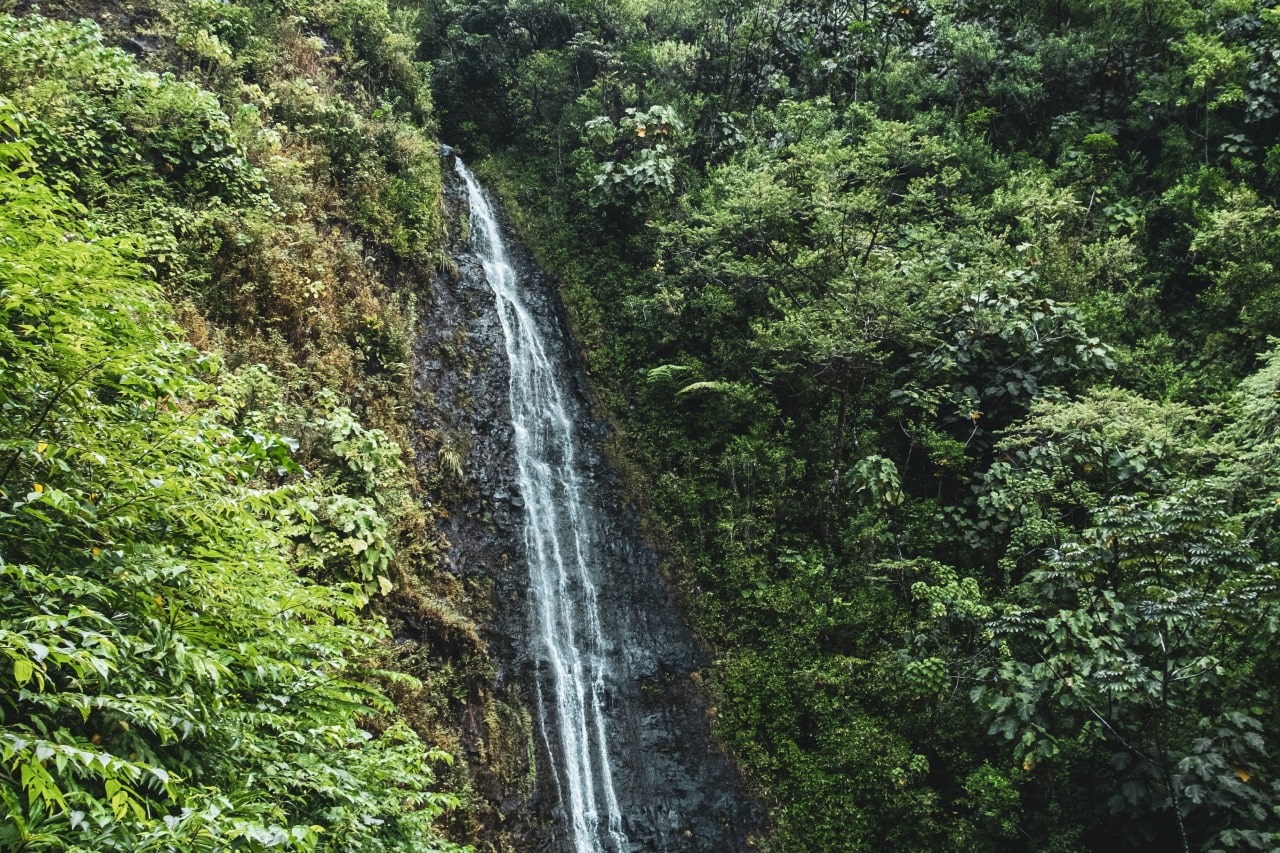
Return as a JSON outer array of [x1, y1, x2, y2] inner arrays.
[[0, 101, 462, 853]]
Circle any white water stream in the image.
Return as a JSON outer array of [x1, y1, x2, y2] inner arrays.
[[455, 160, 628, 853]]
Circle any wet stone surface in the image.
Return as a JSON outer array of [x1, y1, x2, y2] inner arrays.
[[413, 158, 755, 852]]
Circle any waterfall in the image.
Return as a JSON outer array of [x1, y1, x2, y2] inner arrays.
[[455, 160, 627, 853]]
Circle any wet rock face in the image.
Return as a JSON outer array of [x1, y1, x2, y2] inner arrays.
[[414, 160, 755, 852]]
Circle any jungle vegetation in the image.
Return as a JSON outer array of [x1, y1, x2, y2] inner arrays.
[[418, 0, 1280, 849], [4, 0, 1280, 851], [0, 1, 487, 849]]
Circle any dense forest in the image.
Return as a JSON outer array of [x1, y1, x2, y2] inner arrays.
[[419, 0, 1280, 848], [3, 0, 1280, 850]]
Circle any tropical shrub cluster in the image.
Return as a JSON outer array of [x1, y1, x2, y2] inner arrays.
[[0, 2, 498, 849], [0, 104, 461, 850]]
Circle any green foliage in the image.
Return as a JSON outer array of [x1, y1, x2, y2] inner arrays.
[[0, 118, 463, 849], [579, 105, 686, 211], [974, 490, 1280, 848], [423, 0, 1280, 847], [958, 388, 1215, 570], [0, 16, 265, 205], [961, 763, 1021, 841], [904, 284, 1114, 450]]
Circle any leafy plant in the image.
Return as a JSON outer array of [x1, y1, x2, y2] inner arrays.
[[0, 103, 463, 852], [974, 490, 1280, 849]]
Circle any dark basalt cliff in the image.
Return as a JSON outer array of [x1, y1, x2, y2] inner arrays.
[[411, 157, 754, 852]]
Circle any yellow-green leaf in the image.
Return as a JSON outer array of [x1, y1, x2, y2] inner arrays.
[[14, 658, 33, 687]]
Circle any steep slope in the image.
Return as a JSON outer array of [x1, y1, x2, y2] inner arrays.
[[0, 3, 508, 848], [414, 156, 755, 850]]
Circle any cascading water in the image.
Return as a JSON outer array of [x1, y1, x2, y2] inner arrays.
[[439, 155, 753, 851], [455, 160, 627, 853]]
